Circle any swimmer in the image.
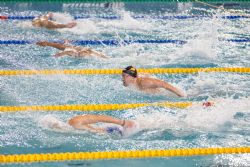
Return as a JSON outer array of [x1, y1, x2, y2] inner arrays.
[[122, 66, 185, 97], [68, 114, 137, 136], [36, 40, 108, 58], [32, 12, 76, 29]]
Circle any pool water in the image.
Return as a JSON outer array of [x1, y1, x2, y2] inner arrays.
[[0, 1, 250, 166]]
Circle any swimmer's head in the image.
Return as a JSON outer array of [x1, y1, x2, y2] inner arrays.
[[106, 126, 123, 136], [122, 66, 137, 87], [122, 66, 137, 78]]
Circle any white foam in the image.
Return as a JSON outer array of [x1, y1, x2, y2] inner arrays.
[[52, 13, 73, 24], [17, 21, 33, 28], [96, 10, 153, 31], [133, 98, 250, 135], [122, 121, 140, 137], [58, 20, 99, 34], [186, 73, 217, 97], [38, 115, 73, 132]]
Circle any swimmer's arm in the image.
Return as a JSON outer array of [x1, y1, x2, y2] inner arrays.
[[41, 20, 76, 29], [73, 124, 106, 133], [79, 115, 124, 126], [161, 82, 185, 97], [54, 51, 75, 57], [79, 49, 109, 59], [91, 50, 109, 59], [41, 20, 69, 29], [141, 78, 185, 97], [36, 41, 67, 50], [82, 125, 106, 133]]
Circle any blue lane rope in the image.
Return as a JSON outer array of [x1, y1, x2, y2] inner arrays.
[[227, 39, 250, 42], [0, 40, 186, 45], [7, 16, 35, 20], [3, 15, 249, 20], [0, 39, 249, 45], [0, 40, 31, 44]]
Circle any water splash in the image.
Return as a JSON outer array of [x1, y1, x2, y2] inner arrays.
[[134, 98, 250, 134]]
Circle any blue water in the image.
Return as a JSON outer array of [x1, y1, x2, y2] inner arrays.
[[0, 1, 250, 166]]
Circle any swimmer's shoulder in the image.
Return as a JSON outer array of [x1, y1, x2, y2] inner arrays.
[[139, 73, 152, 78]]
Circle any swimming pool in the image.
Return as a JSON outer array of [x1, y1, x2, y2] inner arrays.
[[0, 1, 250, 166]]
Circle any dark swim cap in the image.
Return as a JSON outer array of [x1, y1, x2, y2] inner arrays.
[[122, 66, 137, 78]]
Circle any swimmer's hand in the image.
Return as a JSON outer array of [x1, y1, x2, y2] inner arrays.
[[66, 22, 77, 28], [123, 120, 136, 129], [178, 91, 187, 97]]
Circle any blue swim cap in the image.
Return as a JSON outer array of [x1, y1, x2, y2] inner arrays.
[[106, 126, 123, 136]]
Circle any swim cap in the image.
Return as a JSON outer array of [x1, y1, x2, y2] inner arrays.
[[106, 126, 123, 136], [122, 66, 137, 78]]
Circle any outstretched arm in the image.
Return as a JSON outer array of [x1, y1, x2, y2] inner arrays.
[[68, 114, 124, 133], [79, 49, 109, 59], [54, 50, 76, 57], [140, 78, 185, 97], [68, 114, 135, 133], [76, 124, 106, 133], [36, 41, 67, 50], [90, 50, 109, 59], [42, 20, 76, 29], [161, 81, 185, 97], [79, 114, 124, 125]]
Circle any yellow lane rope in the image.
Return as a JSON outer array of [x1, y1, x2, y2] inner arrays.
[[1, 147, 249, 163], [0, 67, 249, 76], [0, 102, 192, 112]]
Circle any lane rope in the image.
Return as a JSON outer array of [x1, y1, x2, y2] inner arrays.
[[0, 39, 186, 45], [1, 15, 249, 20], [1, 147, 249, 163], [0, 101, 193, 112], [0, 67, 249, 76], [0, 38, 250, 45]]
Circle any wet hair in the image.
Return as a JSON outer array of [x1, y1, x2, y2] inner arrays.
[[122, 66, 137, 78]]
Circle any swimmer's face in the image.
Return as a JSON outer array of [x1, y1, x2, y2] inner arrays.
[[122, 73, 131, 87]]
